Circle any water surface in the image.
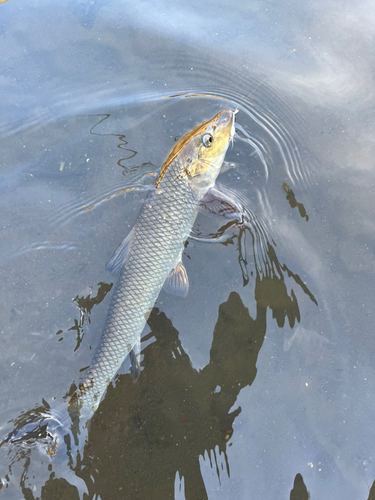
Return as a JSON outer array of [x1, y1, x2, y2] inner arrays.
[[1, 1, 375, 499]]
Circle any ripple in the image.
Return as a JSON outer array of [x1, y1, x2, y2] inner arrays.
[[146, 47, 316, 188], [1, 46, 316, 193], [2, 66, 314, 269], [163, 87, 313, 189], [48, 171, 156, 229], [0, 45, 319, 290]]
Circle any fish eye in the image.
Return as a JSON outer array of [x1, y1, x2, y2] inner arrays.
[[202, 133, 214, 147]]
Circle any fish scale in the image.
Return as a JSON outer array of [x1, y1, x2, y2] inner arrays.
[[70, 155, 201, 415]]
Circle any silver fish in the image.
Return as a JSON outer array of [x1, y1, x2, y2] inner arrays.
[[68, 109, 237, 418]]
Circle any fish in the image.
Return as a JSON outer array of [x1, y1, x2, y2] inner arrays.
[[67, 109, 237, 420], [4, 109, 239, 451]]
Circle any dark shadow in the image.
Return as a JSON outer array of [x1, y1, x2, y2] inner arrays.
[[56, 282, 113, 351], [283, 182, 309, 222], [290, 473, 309, 500], [78, 290, 266, 499], [368, 479, 375, 500], [72, 240, 315, 499], [41, 474, 80, 500]]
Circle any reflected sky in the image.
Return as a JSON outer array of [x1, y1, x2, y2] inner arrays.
[[1, 0, 375, 499]]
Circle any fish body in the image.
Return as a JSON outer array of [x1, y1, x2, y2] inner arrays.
[[67, 110, 237, 417]]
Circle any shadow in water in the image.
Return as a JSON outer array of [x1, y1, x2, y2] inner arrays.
[[79, 291, 266, 499], [369, 481, 375, 500], [74, 254, 309, 500], [282, 182, 309, 222], [2, 239, 373, 499], [290, 473, 309, 500], [56, 282, 113, 351]]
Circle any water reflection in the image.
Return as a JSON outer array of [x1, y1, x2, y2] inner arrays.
[[81, 292, 263, 499], [290, 473, 309, 500], [56, 282, 113, 351], [1, 0, 374, 495], [282, 182, 309, 222], [1, 220, 318, 498], [368, 481, 375, 500]]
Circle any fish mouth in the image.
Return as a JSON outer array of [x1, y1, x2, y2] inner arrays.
[[213, 108, 237, 147], [230, 108, 238, 145]]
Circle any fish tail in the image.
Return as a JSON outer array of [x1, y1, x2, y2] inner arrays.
[[2, 402, 85, 457]]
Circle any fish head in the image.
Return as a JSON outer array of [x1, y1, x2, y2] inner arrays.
[[184, 109, 236, 192], [195, 109, 236, 171], [156, 109, 237, 192]]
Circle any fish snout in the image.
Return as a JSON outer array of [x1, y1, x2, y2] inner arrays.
[[215, 109, 237, 144], [217, 109, 236, 128]]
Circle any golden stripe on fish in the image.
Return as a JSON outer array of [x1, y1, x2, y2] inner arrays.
[[155, 110, 227, 188]]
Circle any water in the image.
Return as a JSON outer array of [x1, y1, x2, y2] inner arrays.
[[1, 0, 375, 498]]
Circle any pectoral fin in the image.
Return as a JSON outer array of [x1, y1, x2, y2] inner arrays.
[[197, 187, 244, 222], [106, 228, 134, 275], [163, 261, 189, 297]]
